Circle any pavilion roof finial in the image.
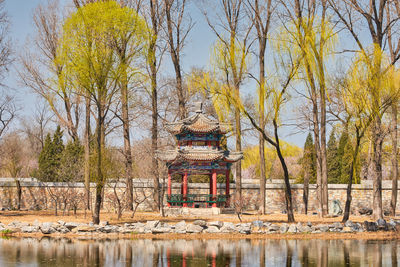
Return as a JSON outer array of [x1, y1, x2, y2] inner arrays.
[[194, 102, 203, 113]]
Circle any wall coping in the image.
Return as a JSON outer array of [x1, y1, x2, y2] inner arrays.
[[0, 178, 398, 190]]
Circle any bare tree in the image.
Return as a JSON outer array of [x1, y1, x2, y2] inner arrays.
[[0, 0, 12, 81], [131, 179, 153, 218], [1, 134, 24, 210], [246, 0, 273, 214], [163, 0, 193, 119], [21, 101, 53, 156], [18, 0, 81, 141], [106, 179, 127, 220], [138, 0, 165, 212], [0, 0, 14, 136], [0, 94, 16, 139]]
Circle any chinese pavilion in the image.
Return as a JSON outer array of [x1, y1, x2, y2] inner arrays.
[[157, 102, 243, 208]]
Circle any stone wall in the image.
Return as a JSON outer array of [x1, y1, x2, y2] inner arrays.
[[0, 178, 397, 214]]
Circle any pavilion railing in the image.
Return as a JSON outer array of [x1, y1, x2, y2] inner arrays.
[[167, 194, 229, 208]]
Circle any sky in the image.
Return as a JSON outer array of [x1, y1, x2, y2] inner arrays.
[[4, 0, 42, 109], [2, 0, 311, 148]]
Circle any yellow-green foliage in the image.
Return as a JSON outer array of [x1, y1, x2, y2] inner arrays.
[[89, 146, 123, 182], [188, 36, 250, 125], [345, 44, 400, 118], [57, 1, 149, 95], [242, 141, 302, 179], [272, 14, 337, 99]]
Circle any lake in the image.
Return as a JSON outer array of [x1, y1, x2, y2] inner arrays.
[[0, 237, 397, 266]]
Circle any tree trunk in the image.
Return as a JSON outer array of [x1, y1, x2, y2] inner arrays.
[[234, 106, 242, 200], [260, 240, 265, 267], [320, 92, 328, 216], [372, 117, 384, 220], [151, 66, 159, 211], [342, 136, 361, 223], [165, 1, 186, 119], [84, 94, 91, 210], [342, 162, 354, 223], [175, 66, 186, 119], [92, 102, 105, 225], [319, 3, 329, 217], [150, 42, 159, 212], [62, 93, 79, 141], [121, 73, 134, 211], [259, 136, 266, 214], [312, 98, 323, 217], [286, 240, 293, 267], [274, 120, 295, 222], [303, 172, 309, 214], [305, 59, 323, 217], [149, 0, 160, 212], [54, 200, 58, 216], [15, 180, 22, 210], [93, 185, 102, 225], [391, 104, 398, 216], [258, 38, 266, 214]]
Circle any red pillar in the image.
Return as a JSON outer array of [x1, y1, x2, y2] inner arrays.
[[212, 170, 217, 207], [209, 174, 212, 194], [225, 169, 230, 207], [167, 248, 171, 267], [183, 172, 188, 207], [207, 174, 212, 208], [182, 251, 187, 267], [168, 170, 172, 207], [212, 251, 216, 267]]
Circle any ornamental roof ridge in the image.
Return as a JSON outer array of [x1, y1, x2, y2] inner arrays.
[[165, 103, 231, 134], [156, 147, 243, 163]]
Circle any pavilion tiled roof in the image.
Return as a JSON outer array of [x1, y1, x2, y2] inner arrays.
[[165, 104, 230, 135], [156, 148, 243, 163]]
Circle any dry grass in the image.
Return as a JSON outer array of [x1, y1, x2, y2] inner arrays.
[[0, 210, 398, 225]]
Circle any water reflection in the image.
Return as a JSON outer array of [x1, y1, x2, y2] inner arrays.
[[0, 237, 398, 266]]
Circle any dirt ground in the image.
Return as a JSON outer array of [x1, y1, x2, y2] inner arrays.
[[0, 210, 398, 226]]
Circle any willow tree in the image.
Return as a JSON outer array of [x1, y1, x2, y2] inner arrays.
[[191, 42, 300, 223], [58, 1, 148, 224], [329, 0, 400, 220], [225, 56, 300, 222], [338, 51, 400, 222], [279, 0, 337, 217], [201, 0, 253, 199]]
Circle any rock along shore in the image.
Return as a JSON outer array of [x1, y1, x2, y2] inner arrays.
[[1, 218, 400, 237]]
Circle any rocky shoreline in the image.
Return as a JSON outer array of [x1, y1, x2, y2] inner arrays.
[[1, 218, 400, 236]]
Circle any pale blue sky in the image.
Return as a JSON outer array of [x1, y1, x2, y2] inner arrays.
[[3, 0, 311, 147]]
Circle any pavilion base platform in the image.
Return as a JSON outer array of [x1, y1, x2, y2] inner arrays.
[[164, 207, 235, 216]]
